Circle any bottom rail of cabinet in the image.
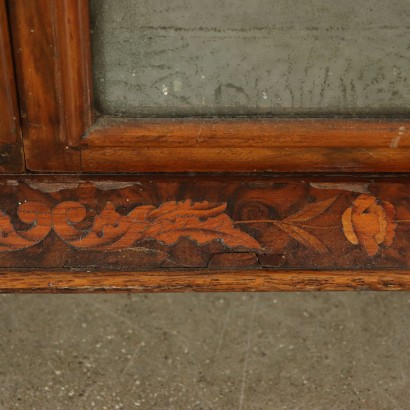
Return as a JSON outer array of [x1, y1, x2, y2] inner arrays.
[[0, 174, 408, 292]]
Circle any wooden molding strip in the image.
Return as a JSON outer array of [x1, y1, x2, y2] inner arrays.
[[9, 0, 92, 171], [82, 146, 410, 173], [82, 118, 410, 172], [1, 270, 409, 293], [85, 118, 410, 148], [0, 174, 408, 292], [0, 0, 24, 172]]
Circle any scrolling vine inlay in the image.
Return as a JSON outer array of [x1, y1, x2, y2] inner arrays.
[[0, 194, 405, 256], [0, 177, 408, 271]]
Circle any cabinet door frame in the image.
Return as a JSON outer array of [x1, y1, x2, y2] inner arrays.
[[0, 0, 24, 173], [2, 0, 410, 292], [8, 0, 410, 173]]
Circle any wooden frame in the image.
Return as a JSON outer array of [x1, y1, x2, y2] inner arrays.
[[1, 0, 409, 292], [0, 0, 24, 172], [8, 0, 410, 173], [9, 0, 92, 171]]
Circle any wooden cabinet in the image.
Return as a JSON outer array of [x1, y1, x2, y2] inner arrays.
[[0, 0, 409, 292]]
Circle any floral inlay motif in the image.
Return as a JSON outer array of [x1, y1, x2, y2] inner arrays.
[[0, 200, 260, 251], [342, 194, 397, 256], [0, 193, 406, 259]]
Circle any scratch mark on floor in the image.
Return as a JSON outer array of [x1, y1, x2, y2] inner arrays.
[[215, 302, 233, 356], [238, 295, 258, 410]]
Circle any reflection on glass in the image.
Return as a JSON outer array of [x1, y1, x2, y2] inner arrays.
[[90, 0, 410, 117]]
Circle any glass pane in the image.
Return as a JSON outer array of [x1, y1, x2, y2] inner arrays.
[[90, 0, 410, 117]]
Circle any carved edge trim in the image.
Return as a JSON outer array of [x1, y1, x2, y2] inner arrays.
[[0, 270, 409, 293]]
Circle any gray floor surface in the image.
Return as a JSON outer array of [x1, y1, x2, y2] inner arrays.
[[0, 292, 409, 409]]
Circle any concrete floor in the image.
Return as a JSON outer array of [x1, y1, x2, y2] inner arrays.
[[0, 292, 409, 409]]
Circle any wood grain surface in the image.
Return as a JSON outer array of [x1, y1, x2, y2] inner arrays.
[[85, 118, 410, 148], [9, 0, 92, 171], [0, 174, 408, 292], [83, 145, 410, 173], [83, 118, 410, 172], [0, 0, 24, 172], [1, 270, 409, 293]]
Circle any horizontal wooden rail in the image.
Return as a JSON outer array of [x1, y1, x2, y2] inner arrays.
[[0, 174, 408, 292], [81, 118, 410, 172], [85, 118, 410, 148], [1, 270, 409, 293]]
